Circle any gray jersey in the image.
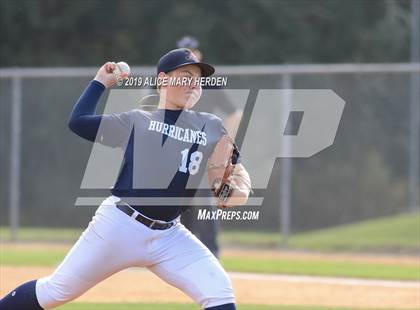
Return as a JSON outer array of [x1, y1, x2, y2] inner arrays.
[[98, 108, 226, 221]]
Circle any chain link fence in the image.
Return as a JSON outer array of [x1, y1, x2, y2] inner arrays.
[[0, 64, 419, 237]]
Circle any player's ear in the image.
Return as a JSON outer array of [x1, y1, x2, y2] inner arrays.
[[157, 71, 169, 93]]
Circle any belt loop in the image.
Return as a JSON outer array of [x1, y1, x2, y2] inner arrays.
[[111, 195, 121, 204], [131, 211, 139, 219]]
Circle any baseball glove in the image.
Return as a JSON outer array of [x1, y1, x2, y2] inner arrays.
[[207, 134, 241, 208]]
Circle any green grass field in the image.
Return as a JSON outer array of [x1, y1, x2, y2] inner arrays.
[[2, 212, 418, 252], [1, 212, 419, 281], [59, 303, 405, 310], [0, 227, 82, 242], [221, 212, 420, 252]]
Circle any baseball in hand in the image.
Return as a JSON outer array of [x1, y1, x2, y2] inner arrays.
[[116, 61, 131, 75], [114, 61, 131, 85]]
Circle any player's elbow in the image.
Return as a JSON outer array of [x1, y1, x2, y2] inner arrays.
[[68, 116, 82, 135], [68, 117, 78, 133], [67, 116, 96, 142]]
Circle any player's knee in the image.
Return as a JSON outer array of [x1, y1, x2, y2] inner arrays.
[[198, 282, 235, 309], [36, 275, 90, 308]]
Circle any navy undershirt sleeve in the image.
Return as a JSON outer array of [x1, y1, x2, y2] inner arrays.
[[68, 80, 105, 141]]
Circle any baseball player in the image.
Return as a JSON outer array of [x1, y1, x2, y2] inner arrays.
[[176, 36, 243, 258], [0, 48, 251, 310]]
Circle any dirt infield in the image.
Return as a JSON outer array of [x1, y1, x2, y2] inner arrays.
[[1, 266, 419, 309]]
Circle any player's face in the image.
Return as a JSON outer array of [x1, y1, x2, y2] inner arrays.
[[161, 64, 202, 110]]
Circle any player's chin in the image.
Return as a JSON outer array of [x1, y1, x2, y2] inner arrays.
[[184, 94, 199, 109], [186, 89, 201, 99]]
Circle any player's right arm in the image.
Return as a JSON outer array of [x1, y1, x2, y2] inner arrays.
[[68, 62, 128, 142]]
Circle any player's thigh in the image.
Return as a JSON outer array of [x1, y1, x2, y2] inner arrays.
[[196, 205, 219, 236], [148, 225, 234, 308], [36, 202, 148, 308], [180, 208, 198, 232]]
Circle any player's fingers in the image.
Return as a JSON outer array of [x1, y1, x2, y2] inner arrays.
[[104, 62, 116, 73]]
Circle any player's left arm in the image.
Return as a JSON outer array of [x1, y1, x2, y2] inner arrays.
[[207, 134, 252, 208]]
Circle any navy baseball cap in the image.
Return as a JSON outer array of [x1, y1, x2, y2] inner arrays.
[[157, 48, 215, 77]]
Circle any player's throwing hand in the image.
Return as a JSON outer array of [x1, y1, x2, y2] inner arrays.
[[94, 62, 129, 88]]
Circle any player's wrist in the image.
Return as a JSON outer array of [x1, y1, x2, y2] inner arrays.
[[221, 185, 250, 208], [91, 79, 106, 89], [93, 77, 108, 88]]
